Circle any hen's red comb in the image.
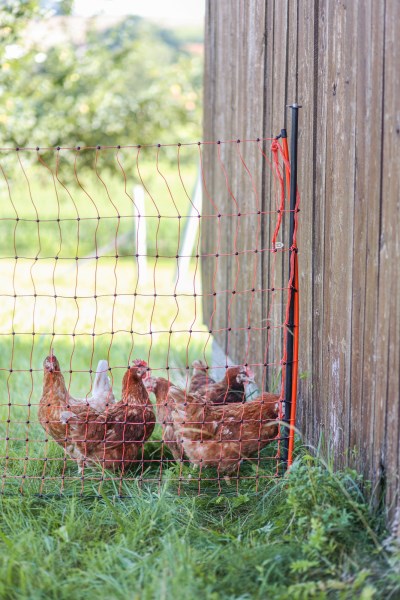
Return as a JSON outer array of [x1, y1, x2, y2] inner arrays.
[[132, 359, 148, 368], [132, 359, 150, 380]]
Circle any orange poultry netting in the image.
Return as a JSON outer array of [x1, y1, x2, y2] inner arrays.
[[0, 134, 299, 497]]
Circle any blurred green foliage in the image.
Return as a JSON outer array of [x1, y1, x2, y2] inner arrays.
[[0, 1, 41, 42], [0, 2, 203, 151]]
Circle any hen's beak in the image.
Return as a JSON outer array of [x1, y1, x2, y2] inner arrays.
[[237, 368, 255, 385], [132, 359, 150, 380], [144, 377, 156, 392], [138, 366, 150, 379], [245, 368, 255, 385]]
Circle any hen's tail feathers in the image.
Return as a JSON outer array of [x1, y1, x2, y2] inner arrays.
[[192, 359, 208, 375], [92, 360, 114, 401]]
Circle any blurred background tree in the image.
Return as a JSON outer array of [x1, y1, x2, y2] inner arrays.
[[0, 0, 203, 149]]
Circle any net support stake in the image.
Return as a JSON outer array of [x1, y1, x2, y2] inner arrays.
[[282, 103, 301, 470]]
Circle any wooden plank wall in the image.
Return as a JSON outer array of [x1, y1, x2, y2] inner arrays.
[[203, 0, 400, 514]]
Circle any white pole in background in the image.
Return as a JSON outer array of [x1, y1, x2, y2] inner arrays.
[[133, 184, 148, 284], [175, 171, 202, 285]]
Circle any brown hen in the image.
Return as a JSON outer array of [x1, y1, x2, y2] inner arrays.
[[144, 376, 183, 461], [201, 365, 255, 404], [56, 360, 155, 472], [170, 388, 279, 474], [38, 353, 86, 449]]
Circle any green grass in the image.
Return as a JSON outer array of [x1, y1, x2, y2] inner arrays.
[[0, 453, 398, 599]]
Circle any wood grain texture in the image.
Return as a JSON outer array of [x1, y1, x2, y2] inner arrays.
[[376, 0, 400, 512], [323, 0, 357, 466], [296, 0, 317, 440], [350, 0, 385, 489], [202, 0, 400, 516]]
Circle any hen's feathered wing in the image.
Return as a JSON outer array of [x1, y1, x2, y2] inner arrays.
[[170, 387, 279, 473]]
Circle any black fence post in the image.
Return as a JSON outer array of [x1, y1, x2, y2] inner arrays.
[[281, 103, 301, 469]]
